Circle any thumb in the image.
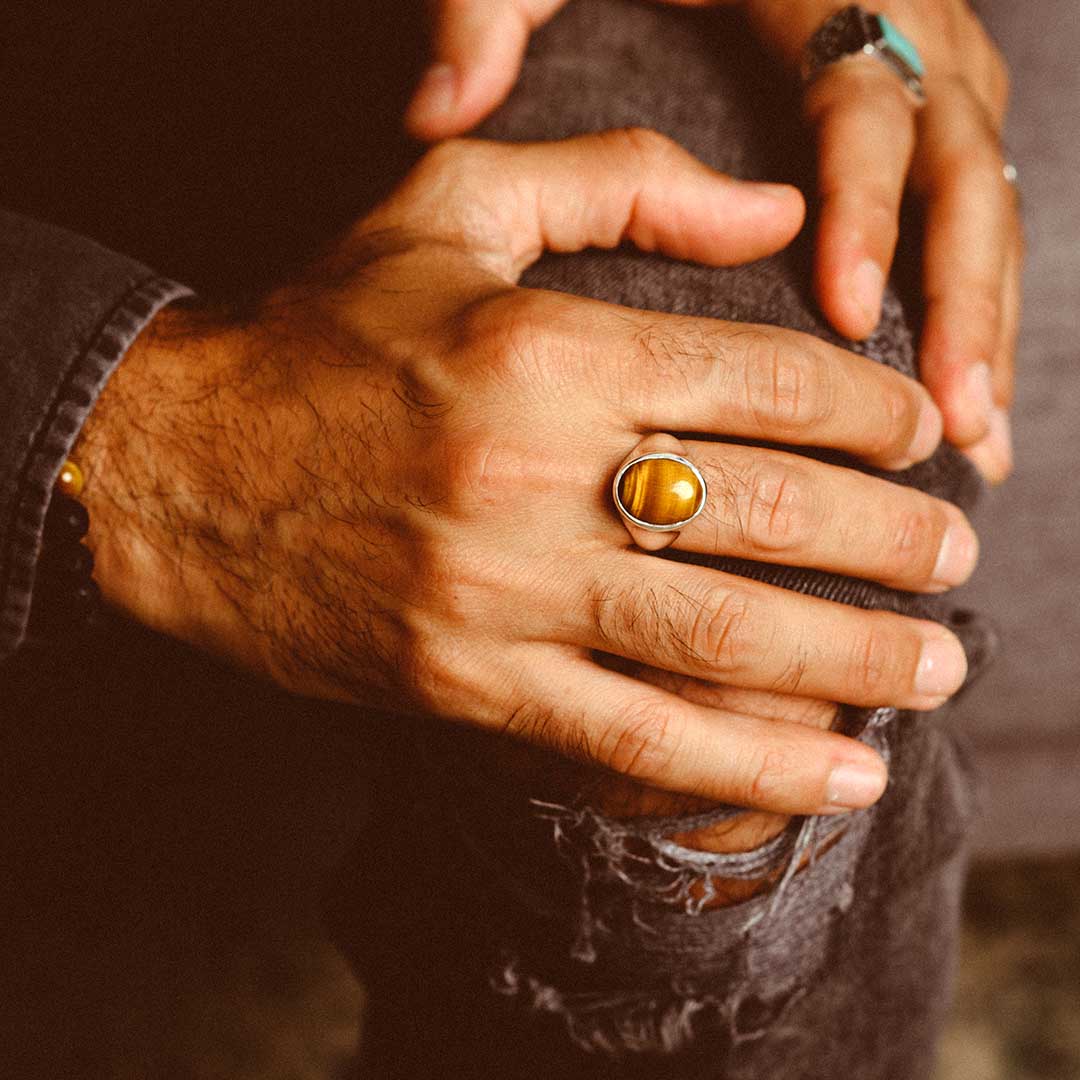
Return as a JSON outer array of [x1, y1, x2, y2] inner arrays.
[[371, 130, 806, 282], [405, 0, 566, 140], [477, 129, 805, 281]]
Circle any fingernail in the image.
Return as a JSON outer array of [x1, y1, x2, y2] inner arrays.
[[914, 632, 968, 699], [963, 363, 994, 433], [407, 63, 458, 126], [963, 407, 1014, 484], [822, 762, 887, 812], [931, 518, 979, 589], [907, 400, 944, 464], [986, 406, 1014, 474], [747, 181, 798, 201], [850, 258, 884, 334]]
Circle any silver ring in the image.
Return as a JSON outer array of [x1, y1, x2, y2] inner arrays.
[[1002, 161, 1019, 187], [803, 6, 927, 104], [612, 452, 707, 533]]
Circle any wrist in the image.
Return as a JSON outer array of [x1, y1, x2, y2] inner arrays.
[[74, 302, 259, 665]]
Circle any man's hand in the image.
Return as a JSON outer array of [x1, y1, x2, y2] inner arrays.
[[75, 131, 973, 815], [406, 0, 1020, 483]]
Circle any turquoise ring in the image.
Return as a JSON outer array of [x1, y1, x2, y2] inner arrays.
[[803, 6, 926, 103]]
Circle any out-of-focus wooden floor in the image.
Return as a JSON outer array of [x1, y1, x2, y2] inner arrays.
[[937, 858, 1080, 1080]]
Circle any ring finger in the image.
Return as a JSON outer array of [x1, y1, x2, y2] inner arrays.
[[611, 435, 979, 593]]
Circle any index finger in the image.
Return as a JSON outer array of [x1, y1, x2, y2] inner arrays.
[[406, 0, 567, 139], [804, 60, 919, 341]]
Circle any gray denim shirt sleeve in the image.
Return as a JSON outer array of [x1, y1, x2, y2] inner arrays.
[[0, 209, 191, 660]]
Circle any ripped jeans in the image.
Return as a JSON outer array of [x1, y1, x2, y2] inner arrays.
[[327, 2, 995, 1076]]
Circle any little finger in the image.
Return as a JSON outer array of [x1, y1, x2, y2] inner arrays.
[[506, 645, 886, 814]]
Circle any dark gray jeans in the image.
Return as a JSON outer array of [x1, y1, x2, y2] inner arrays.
[[327, 3, 995, 1077]]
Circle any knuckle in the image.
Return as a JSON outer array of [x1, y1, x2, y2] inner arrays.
[[745, 746, 797, 809], [849, 622, 897, 702], [455, 289, 559, 379], [688, 587, 754, 671], [929, 90, 1001, 176], [599, 700, 683, 780], [611, 125, 677, 168], [885, 506, 942, 579], [400, 530, 493, 636], [742, 464, 813, 553], [405, 139, 478, 208], [870, 381, 921, 458], [440, 429, 525, 512], [769, 647, 812, 697], [742, 334, 832, 434]]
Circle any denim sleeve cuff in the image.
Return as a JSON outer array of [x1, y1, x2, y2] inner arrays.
[[0, 275, 193, 660]]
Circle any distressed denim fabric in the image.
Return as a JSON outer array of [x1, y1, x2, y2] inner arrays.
[[0, 209, 190, 659], [332, 3, 996, 1077]]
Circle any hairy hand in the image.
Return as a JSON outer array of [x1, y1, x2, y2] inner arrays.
[[406, 0, 1020, 483], [76, 131, 973, 814]]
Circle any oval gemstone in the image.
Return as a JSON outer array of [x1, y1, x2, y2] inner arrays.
[[617, 456, 704, 527]]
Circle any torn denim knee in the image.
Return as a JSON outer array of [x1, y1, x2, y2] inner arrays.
[[477, 709, 896, 1056]]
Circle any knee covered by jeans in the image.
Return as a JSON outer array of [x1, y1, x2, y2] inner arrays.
[[400, 0, 993, 1056]]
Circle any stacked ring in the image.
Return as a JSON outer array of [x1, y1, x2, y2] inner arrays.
[[612, 452, 707, 533], [803, 5, 927, 103]]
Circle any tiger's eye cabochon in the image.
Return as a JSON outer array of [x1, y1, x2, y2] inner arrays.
[[616, 455, 705, 528]]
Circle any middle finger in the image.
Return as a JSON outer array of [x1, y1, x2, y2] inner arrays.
[[556, 293, 943, 469], [804, 58, 919, 341], [914, 82, 1013, 449]]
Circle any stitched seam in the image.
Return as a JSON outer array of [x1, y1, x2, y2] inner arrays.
[[0, 275, 192, 656]]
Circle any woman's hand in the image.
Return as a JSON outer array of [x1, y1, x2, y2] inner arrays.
[[76, 131, 973, 815], [406, 0, 1020, 483]]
